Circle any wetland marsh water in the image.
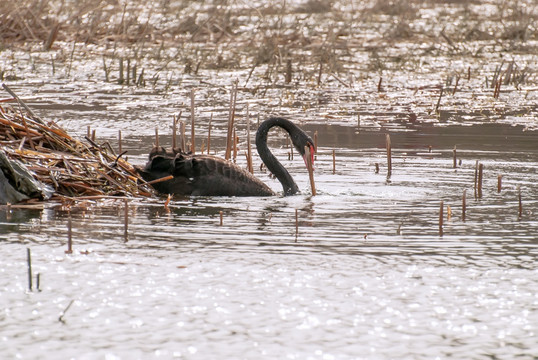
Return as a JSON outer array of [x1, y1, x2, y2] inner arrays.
[[1, 0, 538, 357], [2, 103, 537, 358]]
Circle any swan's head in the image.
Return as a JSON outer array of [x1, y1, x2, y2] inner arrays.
[[291, 130, 315, 168]]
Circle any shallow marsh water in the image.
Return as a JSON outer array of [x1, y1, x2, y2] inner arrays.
[[2, 110, 537, 359], [1, 1, 538, 356]]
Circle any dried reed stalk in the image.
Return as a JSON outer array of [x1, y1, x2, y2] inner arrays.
[[435, 87, 443, 113], [478, 163, 484, 198], [474, 160, 479, 199], [179, 120, 186, 152], [386, 134, 392, 178], [225, 83, 237, 160], [190, 89, 195, 154], [207, 113, 212, 154], [172, 114, 177, 150], [27, 248, 33, 291], [1, 87, 154, 202], [118, 130, 122, 154], [66, 213, 73, 254], [246, 105, 253, 174], [332, 149, 336, 174]]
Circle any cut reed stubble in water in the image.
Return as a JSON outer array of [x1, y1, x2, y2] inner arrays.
[[386, 134, 392, 178], [66, 212, 73, 254], [190, 89, 196, 154], [478, 163, 484, 198], [27, 248, 32, 291]]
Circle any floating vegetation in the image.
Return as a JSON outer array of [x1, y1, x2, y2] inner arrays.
[[0, 84, 154, 204]]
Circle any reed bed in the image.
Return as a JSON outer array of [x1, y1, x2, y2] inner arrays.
[[0, 86, 153, 203]]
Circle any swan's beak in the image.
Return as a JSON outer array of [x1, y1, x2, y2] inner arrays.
[[302, 144, 316, 169]]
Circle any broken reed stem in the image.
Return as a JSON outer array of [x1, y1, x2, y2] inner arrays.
[[494, 77, 503, 98], [378, 77, 383, 92], [474, 160, 479, 199], [164, 194, 171, 210], [190, 89, 195, 154], [155, 127, 159, 148], [118, 130, 122, 154], [305, 145, 316, 196], [452, 75, 460, 95], [124, 198, 128, 241], [172, 115, 177, 150], [333, 149, 336, 175], [497, 175, 502, 193], [478, 163, 484, 198], [66, 212, 73, 254], [452, 145, 457, 168], [142, 175, 174, 186], [225, 83, 237, 160], [462, 189, 466, 222], [207, 113, 212, 154], [180, 121, 186, 152], [2, 83, 44, 124], [435, 87, 443, 113], [27, 248, 33, 291], [126, 59, 130, 85], [219, 211, 223, 226], [232, 127, 237, 163], [439, 200, 444, 237], [118, 57, 124, 84], [58, 299, 75, 323], [518, 186, 522, 220], [246, 105, 253, 174], [36, 273, 41, 292], [386, 134, 392, 178]]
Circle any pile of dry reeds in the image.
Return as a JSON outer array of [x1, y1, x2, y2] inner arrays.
[[0, 85, 153, 202]]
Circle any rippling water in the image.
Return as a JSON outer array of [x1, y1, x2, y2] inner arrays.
[[2, 116, 537, 358]]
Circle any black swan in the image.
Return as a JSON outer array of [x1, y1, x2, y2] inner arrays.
[[136, 117, 315, 196]]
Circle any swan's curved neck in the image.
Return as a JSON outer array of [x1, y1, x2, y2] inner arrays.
[[255, 117, 299, 196]]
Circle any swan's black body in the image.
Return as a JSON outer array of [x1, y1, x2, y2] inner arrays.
[[136, 117, 315, 196]]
